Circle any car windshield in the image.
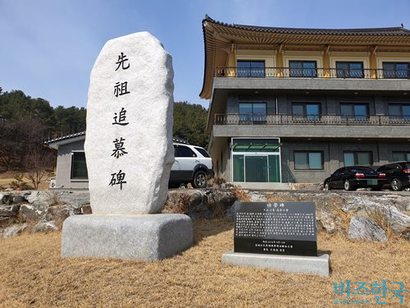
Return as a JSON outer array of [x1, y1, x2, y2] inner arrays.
[[194, 147, 210, 158], [349, 166, 375, 173]]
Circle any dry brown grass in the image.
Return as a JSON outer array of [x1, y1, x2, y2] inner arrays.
[[0, 219, 409, 307], [232, 187, 251, 202], [0, 171, 51, 190]]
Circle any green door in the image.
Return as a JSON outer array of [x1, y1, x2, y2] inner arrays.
[[245, 156, 268, 182], [268, 155, 280, 182]]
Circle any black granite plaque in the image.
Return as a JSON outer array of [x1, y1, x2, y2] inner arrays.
[[234, 202, 317, 256]]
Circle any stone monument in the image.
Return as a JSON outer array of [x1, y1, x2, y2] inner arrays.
[[61, 32, 193, 260], [222, 202, 330, 276]]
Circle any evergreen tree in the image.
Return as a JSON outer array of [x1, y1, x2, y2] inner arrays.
[[173, 101, 208, 147]]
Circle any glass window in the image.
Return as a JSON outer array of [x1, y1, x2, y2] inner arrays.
[[340, 103, 368, 120], [354, 105, 368, 119], [233, 155, 245, 182], [237, 60, 265, 78], [309, 153, 323, 169], [388, 104, 410, 119], [253, 103, 266, 115], [388, 104, 401, 117], [306, 104, 320, 120], [71, 152, 88, 179], [404, 105, 410, 119], [294, 152, 309, 169], [383, 62, 410, 79], [174, 145, 197, 157], [344, 151, 372, 166], [292, 103, 320, 120], [344, 153, 355, 167], [245, 156, 268, 182], [357, 152, 371, 165], [289, 61, 317, 77], [392, 152, 410, 161], [294, 152, 323, 170], [239, 103, 267, 123], [268, 155, 280, 182], [336, 61, 364, 78], [292, 104, 304, 116]]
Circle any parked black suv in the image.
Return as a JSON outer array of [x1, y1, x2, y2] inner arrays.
[[323, 166, 386, 191], [376, 161, 410, 191]]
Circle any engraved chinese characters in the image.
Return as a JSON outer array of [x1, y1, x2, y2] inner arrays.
[[234, 202, 318, 256], [109, 52, 131, 189], [85, 32, 174, 215]]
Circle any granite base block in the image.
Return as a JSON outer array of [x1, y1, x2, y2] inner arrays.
[[222, 252, 330, 277], [62, 214, 193, 261]]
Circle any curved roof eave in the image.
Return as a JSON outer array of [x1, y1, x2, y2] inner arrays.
[[199, 16, 410, 100]]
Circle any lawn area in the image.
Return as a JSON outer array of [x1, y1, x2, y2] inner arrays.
[[0, 219, 408, 307]]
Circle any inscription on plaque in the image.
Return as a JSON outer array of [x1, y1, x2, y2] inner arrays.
[[234, 202, 317, 256]]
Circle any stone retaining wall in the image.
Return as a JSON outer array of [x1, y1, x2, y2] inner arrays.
[[1, 188, 409, 241]]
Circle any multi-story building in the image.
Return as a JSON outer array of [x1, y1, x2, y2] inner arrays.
[[200, 16, 410, 188]]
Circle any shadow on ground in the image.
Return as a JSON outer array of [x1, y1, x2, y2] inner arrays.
[[193, 218, 233, 244]]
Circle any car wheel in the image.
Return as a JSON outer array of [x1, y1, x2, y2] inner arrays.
[[192, 170, 207, 188], [344, 180, 353, 191], [324, 182, 330, 191], [391, 178, 403, 191]]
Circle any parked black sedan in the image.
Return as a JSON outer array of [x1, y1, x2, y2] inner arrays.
[[323, 166, 386, 191], [376, 161, 410, 191]]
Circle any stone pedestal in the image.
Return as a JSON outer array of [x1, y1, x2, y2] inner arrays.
[[222, 252, 330, 277], [62, 214, 193, 261]]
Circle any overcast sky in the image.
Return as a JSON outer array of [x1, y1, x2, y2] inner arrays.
[[1, 0, 410, 109]]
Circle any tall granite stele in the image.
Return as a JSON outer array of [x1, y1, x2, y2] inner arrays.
[[61, 32, 193, 260]]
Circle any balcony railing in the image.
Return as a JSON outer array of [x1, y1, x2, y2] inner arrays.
[[215, 67, 410, 79], [214, 114, 410, 126]]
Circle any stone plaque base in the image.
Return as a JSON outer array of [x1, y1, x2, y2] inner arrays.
[[222, 252, 330, 277], [62, 214, 193, 261]]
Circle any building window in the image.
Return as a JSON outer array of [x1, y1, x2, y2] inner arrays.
[[340, 103, 369, 120], [71, 152, 88, 179], [239, 103, 267, 123], [392, 152, 410, 161], [237, 60, 265, 78], [344, 151, 372, 166], [292, 103, 321, 120], [388, 103, 410, 120], [289, 61, 317, 77], [294, 151, 323, 170], [232, 139, 280, 183], [336, 61, 364, 78], [383, 62, 410, 79]]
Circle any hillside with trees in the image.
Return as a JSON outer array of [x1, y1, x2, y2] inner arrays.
[[0, 88, 86, 137], [0, 88, 209, 176], [173, 101, 208, 148], [0, 88, 86, 180]]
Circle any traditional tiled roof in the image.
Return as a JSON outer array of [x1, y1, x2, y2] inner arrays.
[[44, 131, 86, 149], [200, 16, 410, 98], [204, 15, 410, 36], [45, 131, 189, 149], [44, 131, 85, 145]]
